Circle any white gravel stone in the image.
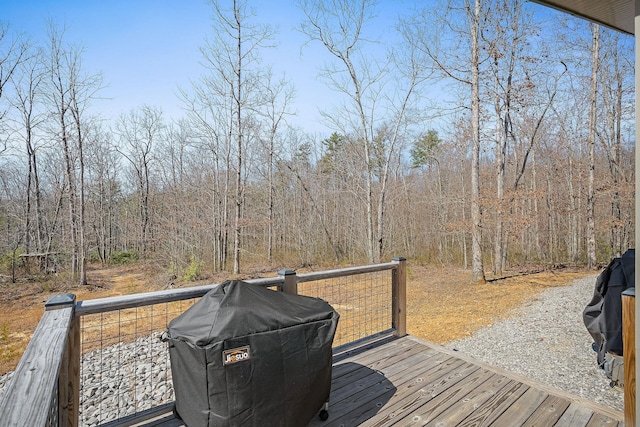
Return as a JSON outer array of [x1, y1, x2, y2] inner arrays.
[[447, 274, 625, 412]]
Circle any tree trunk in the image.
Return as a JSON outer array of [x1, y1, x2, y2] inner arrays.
[[233, 1, 243, 275], [71, 97, 87, 285], [62, 120, 78, 277], [76, 120, 87, 285], [470, 0, 485, 283], [268, 139, 274, 263], [586, 24, 599, 269], [493, 76, 506, 276]]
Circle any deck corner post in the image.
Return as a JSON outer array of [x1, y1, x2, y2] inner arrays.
[[392, 257, 407, 337], [45, 293, 76, 311], [64, 314, 80, 427], [622, 288, 635, 427], [45, 293, 80, 427], [278, 269, 298, 294]]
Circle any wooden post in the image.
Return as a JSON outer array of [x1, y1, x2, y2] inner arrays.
[[46, 293, 79, 427], [623, 288, 635, 427], [278, 269, 297, 294], [0, 294, 76, 427], [63, 316, 80, 427], [392, 257, 407, 337]]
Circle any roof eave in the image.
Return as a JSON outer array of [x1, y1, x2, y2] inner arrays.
[[531, 0, 634, 35]]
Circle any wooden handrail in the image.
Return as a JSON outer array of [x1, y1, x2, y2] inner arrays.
[[74, 261, 401, 316], [75, 276, 283, 316], [0, 294, 76, 427], [295, 261, 399, 283]]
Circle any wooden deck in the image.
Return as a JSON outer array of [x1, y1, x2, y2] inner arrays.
[[131, 335, 624, 427]]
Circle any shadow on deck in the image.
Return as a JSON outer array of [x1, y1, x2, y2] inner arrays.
[[133, 335, 624, 427]]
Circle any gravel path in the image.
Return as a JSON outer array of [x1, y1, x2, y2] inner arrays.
[[446, 275, 624, 412]]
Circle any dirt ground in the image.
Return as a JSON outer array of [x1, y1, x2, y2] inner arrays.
[[0, 263, 595, 375], [404, 266, 593, 343]]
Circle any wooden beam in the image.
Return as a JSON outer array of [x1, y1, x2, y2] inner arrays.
[[623, 288, 636, 427], [392, 257, 407, 337], [295, 262, 398, 283], [75, 277, 283, 315], [60, 315, 80, 427], [278, 269, 298, 294], [75, 262, 398, 315], [0, 306, 74, 426]]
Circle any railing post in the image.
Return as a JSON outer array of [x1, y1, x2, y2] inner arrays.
[[0, 293, 76, 426], [46, 293, 79, 427], [623, 288, 635, 427], [278, 269, 298, 294], [392, 257, 407, 337]]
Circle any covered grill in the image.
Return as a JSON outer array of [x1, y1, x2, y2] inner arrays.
[[164, 280, 339, 426]]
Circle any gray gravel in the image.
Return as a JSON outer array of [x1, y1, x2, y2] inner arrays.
[[78, 332, 174, 426], [446, 274, 624, 412], [0, 333, 174, 426]]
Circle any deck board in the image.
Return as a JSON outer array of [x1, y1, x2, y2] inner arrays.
[[129, 335, 624, 427]]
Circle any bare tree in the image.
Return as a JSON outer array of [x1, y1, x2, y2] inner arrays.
[[407, 0, 487, 282], [0, 23, 28, 154], [468, 0, 484, 282], [586, 24, 599, 269], [68, 59, 102, 285], [197, 0, 275, 273], [0, 24, 28, 279], [85, 126, 120, 264], [281, 131, 345, 263], [597, 29, 634, 257], [155, 120, 191, 268], [551, 18, 633, 265], [0, 5, 635, 279], [7, 43, 46, 264], [485, 1, 567, 272], [0, 166, 25, 282], [115, 105, 163, 256], [181, 85, 233, 271], [44, 23, 102, 284], [484, 0, 529, 275], [255, 71, 294, 263], [46, 24, 78, 280], [301, 0, 429, 263]]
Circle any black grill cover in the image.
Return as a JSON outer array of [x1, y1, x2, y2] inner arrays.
[[583, 249, 635, 363], [165, 280, 339, 427]]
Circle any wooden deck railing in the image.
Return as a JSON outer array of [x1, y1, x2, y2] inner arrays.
[[0, 257, 406, 427]]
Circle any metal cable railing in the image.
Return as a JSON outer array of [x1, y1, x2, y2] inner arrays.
[[0, 258, 406, 427]]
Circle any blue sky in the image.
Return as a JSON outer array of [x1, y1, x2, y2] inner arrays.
[[2, 0, 348, 134], [2, 0, 577, 138], [3, 1, 208, 118]]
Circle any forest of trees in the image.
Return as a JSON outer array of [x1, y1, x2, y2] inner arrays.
[[0, 0, 635, 284]]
